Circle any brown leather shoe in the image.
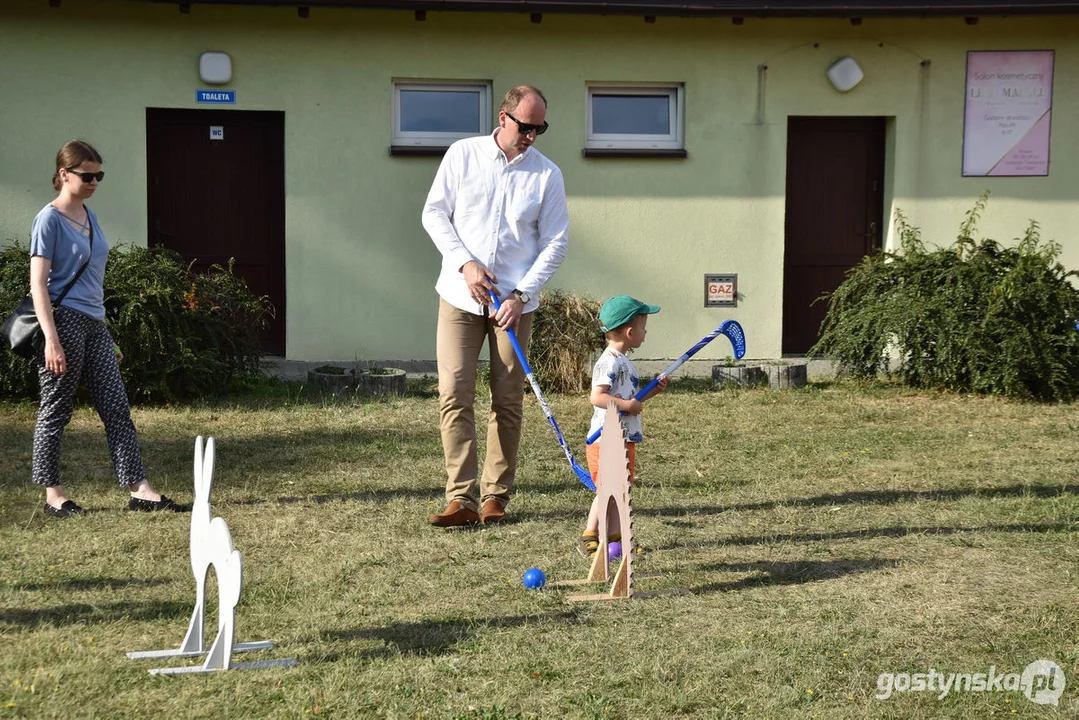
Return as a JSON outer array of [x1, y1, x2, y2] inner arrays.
[[428, 501, 480, 527], [481, 498, 506, 525]]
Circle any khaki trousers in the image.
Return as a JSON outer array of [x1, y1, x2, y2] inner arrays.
[[437, 297, 533, 511]]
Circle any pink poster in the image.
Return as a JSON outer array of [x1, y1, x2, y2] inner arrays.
[[963, 50, 1054, 177]]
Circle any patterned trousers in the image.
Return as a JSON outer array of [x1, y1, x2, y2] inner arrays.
[[31, 306, 146, 488]]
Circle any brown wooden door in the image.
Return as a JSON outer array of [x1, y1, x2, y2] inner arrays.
[[783, 116, 885, 354], [146, 108, 286, 355]]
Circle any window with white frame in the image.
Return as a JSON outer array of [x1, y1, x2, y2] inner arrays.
[[392, 81, 492, 149], [585, 84, 684, 151]]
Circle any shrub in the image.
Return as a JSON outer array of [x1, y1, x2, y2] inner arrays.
[[0, 241, 37, 400], [812, 193, 1079, 401], [531, 289, 605, 393], [0, 243, 272, 403]]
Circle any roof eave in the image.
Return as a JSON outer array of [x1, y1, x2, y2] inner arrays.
[[128, 0, 1079, 17]]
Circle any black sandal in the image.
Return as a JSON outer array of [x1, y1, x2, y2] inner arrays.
[[44, 500, 86, 518], [127, 494, 191, 513]]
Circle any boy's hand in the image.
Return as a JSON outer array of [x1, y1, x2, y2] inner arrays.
[[654, 375, 669, 393], [621, 398, 644, 416]]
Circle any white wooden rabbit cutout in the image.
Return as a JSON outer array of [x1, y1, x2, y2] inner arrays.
[[197, 526, 243, 671], [175, 436, 247, 670], [127, 436, 294, 674]]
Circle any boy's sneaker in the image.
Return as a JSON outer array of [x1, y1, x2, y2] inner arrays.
[[577, 532, 599, 559]]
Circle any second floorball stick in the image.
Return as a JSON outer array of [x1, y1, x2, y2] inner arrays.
[[586, 319, 747, 446]]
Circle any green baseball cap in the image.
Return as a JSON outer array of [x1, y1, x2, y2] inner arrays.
[[599, 294, 661, 332]]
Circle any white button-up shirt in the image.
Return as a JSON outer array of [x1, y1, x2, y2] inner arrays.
[[422, 131, 570, 315]]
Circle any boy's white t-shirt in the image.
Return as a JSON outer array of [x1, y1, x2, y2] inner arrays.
[[588, 347, 644, 443]]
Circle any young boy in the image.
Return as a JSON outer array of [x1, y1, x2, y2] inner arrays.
[[578, 294, 668, 559]]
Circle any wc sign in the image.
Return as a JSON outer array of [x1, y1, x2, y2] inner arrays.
[[705, 274, 737, 307]]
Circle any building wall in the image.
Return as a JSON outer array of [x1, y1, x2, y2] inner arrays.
[[1, 1, 1076, 361]]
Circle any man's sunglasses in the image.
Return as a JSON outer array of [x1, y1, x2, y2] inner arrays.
[[67, 169, 105, 182], [505, 112, 549, 136]]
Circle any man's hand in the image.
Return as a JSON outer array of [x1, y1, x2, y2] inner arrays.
[[462, 261, 497, 305], [494, 293, 524, 332]]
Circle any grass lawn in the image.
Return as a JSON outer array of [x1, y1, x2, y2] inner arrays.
[[1, 378, 1076, 719]]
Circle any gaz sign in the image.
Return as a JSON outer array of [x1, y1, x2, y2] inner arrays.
[[705, 274, 737, 307]]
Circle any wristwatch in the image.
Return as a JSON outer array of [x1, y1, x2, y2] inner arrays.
[[512, 289, 531, 304]]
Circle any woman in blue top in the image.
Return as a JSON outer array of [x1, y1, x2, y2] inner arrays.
[[30, 140, 187, 517]]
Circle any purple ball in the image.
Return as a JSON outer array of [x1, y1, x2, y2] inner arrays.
[[522, 567, 546, 589], [608, 541, 622, 560]]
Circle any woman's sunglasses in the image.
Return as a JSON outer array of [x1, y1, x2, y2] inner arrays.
[[67, 169, 105, 182], [505, 112, 549, 136]]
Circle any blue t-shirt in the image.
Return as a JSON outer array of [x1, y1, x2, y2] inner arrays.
[[29, 204, 109, 320]]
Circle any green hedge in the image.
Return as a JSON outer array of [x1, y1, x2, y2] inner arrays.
[[812, 194, 1079, 402], [0, 243, 35, 399], [0, 242, 272, 403]]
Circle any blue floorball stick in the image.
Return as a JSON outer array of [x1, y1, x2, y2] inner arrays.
[[586, 319, 747, 446], [488, 290, 596, 491]]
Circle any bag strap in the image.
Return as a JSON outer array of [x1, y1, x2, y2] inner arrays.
[[48, 206, 94, 308]]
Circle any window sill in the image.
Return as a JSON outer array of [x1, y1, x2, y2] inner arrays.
[[389, 146, 450, 157], [582, 148, 687, 159]]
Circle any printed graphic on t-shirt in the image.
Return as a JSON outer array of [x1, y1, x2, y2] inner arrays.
[[588, 349, 644, 443]]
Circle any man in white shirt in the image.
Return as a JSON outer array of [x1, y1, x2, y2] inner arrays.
[[422, 85, 570, 527]]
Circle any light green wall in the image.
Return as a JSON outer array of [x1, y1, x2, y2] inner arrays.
[[2, 2, 1077, 361]]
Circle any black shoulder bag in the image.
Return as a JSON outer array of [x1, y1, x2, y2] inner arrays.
[[0, 209, 94, 359]]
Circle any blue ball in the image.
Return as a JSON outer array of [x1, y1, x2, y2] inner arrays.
[[522, 567, 546, 589], [608, 541, 622, 560]]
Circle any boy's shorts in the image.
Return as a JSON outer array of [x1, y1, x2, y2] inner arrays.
[[585, 441, 636, 489]]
